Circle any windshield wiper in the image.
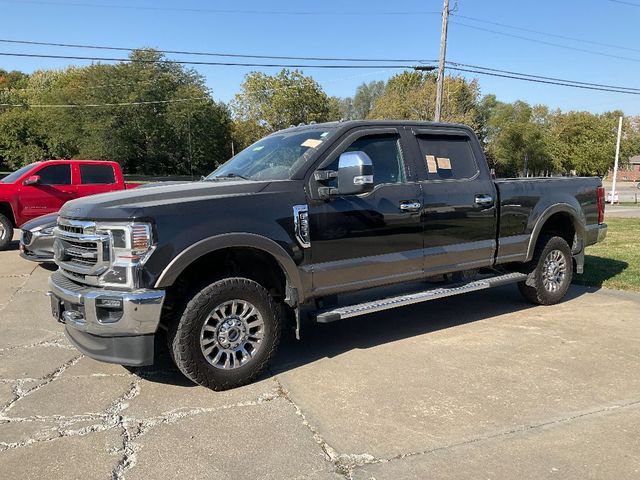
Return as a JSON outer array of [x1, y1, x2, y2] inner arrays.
[[210, 172, 251, 181]]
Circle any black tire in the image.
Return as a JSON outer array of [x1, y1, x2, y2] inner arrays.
[[167, 277, 282, 391], [0, 214, 14, 250], [518, 235, 573, 305]]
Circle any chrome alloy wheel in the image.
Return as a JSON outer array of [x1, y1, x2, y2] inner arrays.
[[199, 300, 265, 370], [542, 249, 567, 293]]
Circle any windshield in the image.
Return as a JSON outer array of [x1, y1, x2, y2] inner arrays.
[[1, 163, 37, 184], [206, 128, 334, 181]]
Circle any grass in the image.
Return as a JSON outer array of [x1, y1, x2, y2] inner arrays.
[[573, 218, 640, 292]]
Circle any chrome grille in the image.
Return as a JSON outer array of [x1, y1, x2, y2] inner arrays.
[[54, 218, 111, 286]]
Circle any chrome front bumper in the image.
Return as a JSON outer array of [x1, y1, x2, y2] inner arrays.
[[48, 270, 165, 337]]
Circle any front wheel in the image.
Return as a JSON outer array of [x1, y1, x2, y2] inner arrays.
[[0, 214, 14, 250], [518, 236, 573, 305], [168, 277, 282, 391]]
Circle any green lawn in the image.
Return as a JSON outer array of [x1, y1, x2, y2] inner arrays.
[[574, 218, 640, 292]]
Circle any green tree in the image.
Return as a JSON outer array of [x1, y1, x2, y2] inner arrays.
[[231, 69, 339, 148], [368, 71, 482, 131]]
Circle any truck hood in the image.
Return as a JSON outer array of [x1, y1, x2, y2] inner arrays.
[[59, 179, 271, 220]]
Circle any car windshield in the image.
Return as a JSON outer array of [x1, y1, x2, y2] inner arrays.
[[205, 128, 334, 181], [1, 163, 37, 183]]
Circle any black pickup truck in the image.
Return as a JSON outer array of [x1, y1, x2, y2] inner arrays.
[[48, 121, 607, 390]]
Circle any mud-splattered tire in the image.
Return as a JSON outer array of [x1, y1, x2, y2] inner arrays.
[[0, 214, 13, 250], [168, 277, 281, 391], [518, 236, 573, 305]]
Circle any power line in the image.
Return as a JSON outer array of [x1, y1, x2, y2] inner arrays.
[[0, 51, 419, 69], [446, 61, 640, 93], [0, 0, 440, 16], [608, 0, 640, 6], [452, 13, 640, 54], [0, 38, 431, 63], [450, 21, 640, 64], [446, 65, 640, 95]]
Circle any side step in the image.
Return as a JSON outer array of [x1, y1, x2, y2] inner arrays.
[[315, 272, 528, 323]]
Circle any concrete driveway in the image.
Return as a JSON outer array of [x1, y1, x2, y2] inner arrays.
[[1, 237, 640, 479]]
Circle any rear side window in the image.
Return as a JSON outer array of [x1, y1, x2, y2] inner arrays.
[[80, 164, 116, 184], [36, 164, 71, 185], [416, 135, 478, 180]]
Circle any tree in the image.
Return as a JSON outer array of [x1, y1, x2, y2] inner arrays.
[[230, 69, 339, 148], [0, 49, 233, 175], [368, 71, 482, 132]]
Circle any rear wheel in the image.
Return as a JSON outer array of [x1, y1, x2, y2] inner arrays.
[[168, 277, 281, 391], [0, 214, 14, 250], [518, 235, 573, 305]]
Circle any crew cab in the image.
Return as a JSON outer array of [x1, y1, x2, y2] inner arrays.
[[0, 160, 140, 249], [47, 121, 607, 391]]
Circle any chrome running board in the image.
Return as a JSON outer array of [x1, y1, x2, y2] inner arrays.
[[315, 272, 528, 323]]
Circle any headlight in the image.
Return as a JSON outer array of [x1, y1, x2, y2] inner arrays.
[[95, 222, 154, 289]]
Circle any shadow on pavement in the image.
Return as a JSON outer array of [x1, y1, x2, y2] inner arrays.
[[573, 255, 628, 288], [135, 283, 594, 387]]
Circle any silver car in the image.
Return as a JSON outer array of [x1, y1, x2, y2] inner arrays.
[[19, 212, 58, 263]]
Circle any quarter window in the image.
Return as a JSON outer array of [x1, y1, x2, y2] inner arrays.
[[35, 164, 71, 185], [416, 135, 478, 180], [80, 164, 116, 184]]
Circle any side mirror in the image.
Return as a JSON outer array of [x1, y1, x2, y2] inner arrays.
[[337, 151, 374, 195], [23, 175, 41, 186]]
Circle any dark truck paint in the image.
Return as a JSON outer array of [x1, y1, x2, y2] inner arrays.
[[48, 121, 607, 390]]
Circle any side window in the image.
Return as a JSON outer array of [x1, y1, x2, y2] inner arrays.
[[416, 135, 478, 180], [80, 164, 116, 184], [325, 134, 405, 187], [35, 164, 71, 185]]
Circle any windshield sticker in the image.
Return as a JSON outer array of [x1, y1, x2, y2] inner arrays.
[[426, 155, 438, 173], [437, 157, 452, 170], [301, 138, 323, 148], [252, 146, 265, 151], [320, 132, 329, 137]]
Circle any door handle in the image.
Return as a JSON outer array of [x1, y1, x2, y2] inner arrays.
[[399, 201, 422, 212], [474, 194, 494, 207]]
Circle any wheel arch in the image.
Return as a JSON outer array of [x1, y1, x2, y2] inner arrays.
[[154, 233, 304, 304], [525, 203, 584, 262], [0, 202, 17, 227]]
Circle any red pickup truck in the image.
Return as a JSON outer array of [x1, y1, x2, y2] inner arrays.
[[0, 160, 140, 249]]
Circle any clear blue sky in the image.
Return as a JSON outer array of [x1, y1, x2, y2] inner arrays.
[[1, 0, 639, 114]]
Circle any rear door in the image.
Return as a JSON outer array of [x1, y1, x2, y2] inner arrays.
[[76, 163, 118, 198], [306, 128, 424, 296], [409, 128, 497, 275], [18, 163, 74, 222]]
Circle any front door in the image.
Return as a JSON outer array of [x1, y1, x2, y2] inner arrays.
[[307, 130, 423, 296], [18, 163, 75, 223]]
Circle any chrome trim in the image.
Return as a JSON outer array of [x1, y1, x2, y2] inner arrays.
[[293, 204, 311, 249], [338, 150, 373, 169], [48, 270, 165, 336]]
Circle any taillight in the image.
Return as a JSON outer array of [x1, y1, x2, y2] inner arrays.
[[597, 186, 605, 224]]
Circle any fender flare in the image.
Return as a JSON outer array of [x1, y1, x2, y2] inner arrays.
[[524, 203, 585, 262], [154, 232, 304, 302]]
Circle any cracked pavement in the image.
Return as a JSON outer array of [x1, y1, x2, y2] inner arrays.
[[1, 234, 640, 479]]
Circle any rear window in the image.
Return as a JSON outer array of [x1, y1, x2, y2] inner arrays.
[[80, 164, 116, 184], [416, 135, 478, 180]]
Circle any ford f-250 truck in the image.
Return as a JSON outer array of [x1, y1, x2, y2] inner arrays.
[[0, 159, 141, 249], [48, 121, 607, 391]]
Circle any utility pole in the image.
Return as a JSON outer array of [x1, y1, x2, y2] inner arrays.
[[434, 0, 450, 122], [611, 115, 623, 204]]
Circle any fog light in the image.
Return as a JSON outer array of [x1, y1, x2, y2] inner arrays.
[[96, 297, 123, 309]]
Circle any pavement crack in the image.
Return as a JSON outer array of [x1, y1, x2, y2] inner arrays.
[[271, 376, 381, 478], [0, 355, 82, 416]]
